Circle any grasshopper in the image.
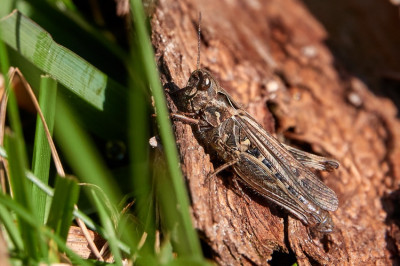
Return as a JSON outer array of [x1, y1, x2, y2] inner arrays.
[[169, 17, 339, 233]]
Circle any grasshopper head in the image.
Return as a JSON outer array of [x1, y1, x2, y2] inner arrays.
[[171, 68, 219, 113]]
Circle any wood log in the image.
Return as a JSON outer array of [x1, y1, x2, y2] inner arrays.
[[151, 0, 400, 264]]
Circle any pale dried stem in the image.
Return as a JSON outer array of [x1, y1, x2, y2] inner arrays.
[[0, 84, 9, 193], [74, 208, 104, 261], [9, 68, 65, 177]]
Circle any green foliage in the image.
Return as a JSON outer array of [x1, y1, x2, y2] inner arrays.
[[0, 0, 207, 264], [46, 175, 80, 242], [31, 75, 57, 224]]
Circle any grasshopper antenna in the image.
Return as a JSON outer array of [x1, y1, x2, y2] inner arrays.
[[196, 12, 202, 70]]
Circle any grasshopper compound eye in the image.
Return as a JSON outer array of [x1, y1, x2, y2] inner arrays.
[[200, 75, 212, 91], [187, 70, 212, 91], [191, 70, 212, 91]]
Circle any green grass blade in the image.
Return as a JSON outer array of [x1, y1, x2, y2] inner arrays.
[[0, 10, 128, 139], [25, 171, 54, 197], [0, 200, 24, 252], [46, 175, 80, 242], [0, 25, 27, 168], [5, 90, 27, 168], [46, 0, 77, 12], [54, 93, 138, 254], [0, 25, 24, 255], [0, 0, 14, 18], [127, 23, 154, 257], [24, 0, 128, 69], [0, 10, 107, 111], [54, 94, 121, 210], [0, 194, 89, 265], [130, 0, 202, 258], [24, 170, 132, 254], [45, 175, 79, 263], [0, 22, 10, 77], [1, 31, 37, 258], [31, 75, 57, 224], [91, 189, 123, 266], [4, 131, 40, 260]]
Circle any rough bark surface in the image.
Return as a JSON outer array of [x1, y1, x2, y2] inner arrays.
[[151, 0, 400, 265]]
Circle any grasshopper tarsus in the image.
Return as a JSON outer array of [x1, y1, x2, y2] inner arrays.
[[170, 113, 200, 125], [208, 159, 239, 179]]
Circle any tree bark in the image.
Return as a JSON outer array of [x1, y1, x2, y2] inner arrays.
[[151, 0, 400, 264]]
